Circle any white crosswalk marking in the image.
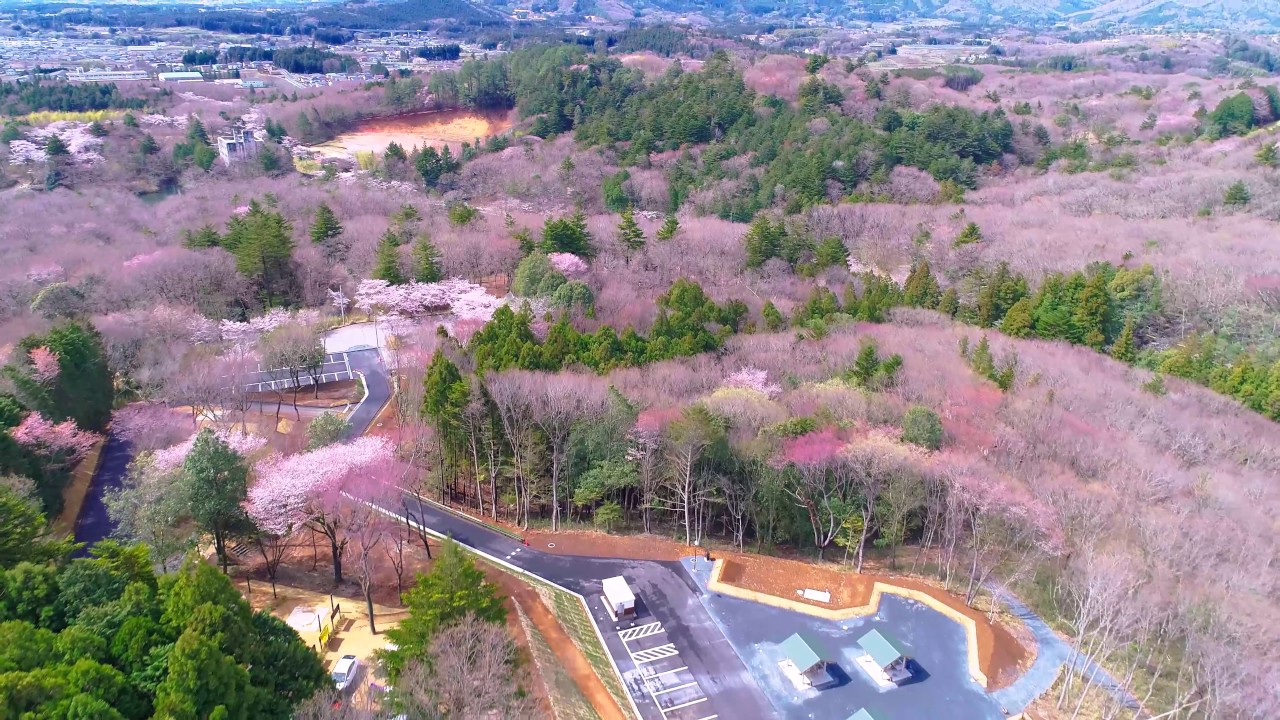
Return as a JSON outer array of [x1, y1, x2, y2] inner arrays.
[[620, 622, 664, 642], [631, 644, 679, 664]]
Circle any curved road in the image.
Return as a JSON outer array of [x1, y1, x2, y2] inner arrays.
[[72, 336, 1132, 717]]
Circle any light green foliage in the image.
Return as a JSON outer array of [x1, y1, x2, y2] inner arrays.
[[552, 280, 595, 311], [902, 258, 941, 309], [761, 300, 786, 331], [1223, 180, 1251, 207], [0, 488, 69, 571], [380, 540, 506, 680], [447, 201, 479, 226], [655, 213, 679, 241], [512, 253, 567, 298], [1257, 142, 1278, 167], [952, 221, 983, 247], [179, 430, 250, 573], [541, 209, 594, 257], [305, 413, 348, 450], [602, 169, 631, 212], [308, 203, 342, 248], [1110, 317, 1137, 363], [901, 406, 943, 450]]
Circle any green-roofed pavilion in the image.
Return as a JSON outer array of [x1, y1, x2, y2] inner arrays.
[[779, 632, 826, 673], [858, 628, 907, 669]]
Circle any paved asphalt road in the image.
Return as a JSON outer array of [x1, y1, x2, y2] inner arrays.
[[343, 348, 391, 438], [71, 432, 135, 550], [399, 493, 774, 720]]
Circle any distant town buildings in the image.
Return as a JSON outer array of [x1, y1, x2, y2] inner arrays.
[[216, 129, 261, 166], [67, 68, 150, 82]]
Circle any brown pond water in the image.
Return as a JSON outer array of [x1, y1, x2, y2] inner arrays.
[[313, 108, 515, 159]]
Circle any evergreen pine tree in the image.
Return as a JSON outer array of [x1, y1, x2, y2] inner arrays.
[[411, 235, 443, 283], [226, 203, 295, 307], [309, 203, 343, 249], [937, 288, 959, 317], [1257, 143, 1278, 167], [953, 222, 983, 247], [1223, 181, 1251, 207], [762, 301, 786, 331], [617, 206, 645, 252], [970, 335, 996, 378], [1072, 273, 1111, 349], [139, 133, 160, 156], [902, 258, 942, 308], [813, 236, 848, 268], [186, 115, 210, 146], [372, 231, 406, 285], [44, 134, 69, 157], [656, 213, 680, 241], [743, 216, 781, 269], [1001, 297, 1035, 338], [1110, 317, 1137, 363]]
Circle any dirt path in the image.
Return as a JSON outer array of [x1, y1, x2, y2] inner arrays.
[[489, 571, 628, 720]]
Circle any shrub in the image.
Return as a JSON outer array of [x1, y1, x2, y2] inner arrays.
[[901, 406, 942, 450]]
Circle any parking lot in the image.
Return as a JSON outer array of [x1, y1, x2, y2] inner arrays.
[[243, 352, 354, 392], [618, 620, 717, 720]]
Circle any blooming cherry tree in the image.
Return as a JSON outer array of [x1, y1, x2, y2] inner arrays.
[[11, 413, 99, 470], [245, 435, 395, 583], [28, 347, 60, 383], [152, 428, 268, 472], [547, 252, 589, 277], [722, 366, 782, 398]]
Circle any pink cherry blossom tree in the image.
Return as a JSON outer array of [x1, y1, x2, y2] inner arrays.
[[28, 347, 60, 384], [245, 435, 395, 584], [11, 413, 99, 471], [547, 252, 589, 277], [152, 427, 268, 472], [722, 366, 782, 398]]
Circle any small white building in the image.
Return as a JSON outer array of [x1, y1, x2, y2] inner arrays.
[[217, 129, 262, 166], [158, 71, 204, 83], [602, 576, 636, 621]]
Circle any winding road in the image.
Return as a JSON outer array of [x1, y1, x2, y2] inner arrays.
[[72, 325, 1137, 717]]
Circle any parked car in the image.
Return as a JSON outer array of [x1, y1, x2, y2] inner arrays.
[[331, 655, 359, 693]]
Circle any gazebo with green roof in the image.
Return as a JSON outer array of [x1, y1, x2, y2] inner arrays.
[[855, 625, 906, 671], [778, 632, 838, 689]]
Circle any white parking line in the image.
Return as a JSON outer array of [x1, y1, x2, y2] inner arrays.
[[692, 715, 719, 720], [648, 665, 688, 678], [652, 682, 697, 696]]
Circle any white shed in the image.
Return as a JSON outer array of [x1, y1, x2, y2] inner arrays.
[[602, 576, 636, 621]]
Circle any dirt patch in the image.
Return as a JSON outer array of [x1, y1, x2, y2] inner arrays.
[[487, 570, 628, 720], [248, 380, 360, 409], [715, 553, 1029, 690], [525, 529, 697, 562], [54, 437, 105, 535]]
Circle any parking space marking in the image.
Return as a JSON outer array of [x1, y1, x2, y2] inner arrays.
[[613, 614, 714, 719], [631, 644, 679, 664], [620, 622, 665, 642], [692, 715, 718, 720], [664, 698, 708, 712]]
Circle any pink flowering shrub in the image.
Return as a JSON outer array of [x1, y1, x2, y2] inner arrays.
[[152, 428, 269, 472], [245, 436, 395, 535], [722, 366, 783, 398], [28, 347, 60, 383], [11, 413, 98, 467], [547, 252, 589, 277]]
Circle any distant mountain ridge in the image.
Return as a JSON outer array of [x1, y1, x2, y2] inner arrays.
[[871, 0, 1280, 29]]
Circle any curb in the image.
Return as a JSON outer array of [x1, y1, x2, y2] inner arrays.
[[706, 558, 989, 688]]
